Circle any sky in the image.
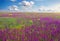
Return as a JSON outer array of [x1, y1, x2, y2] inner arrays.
[[0, 0, 60, 12]]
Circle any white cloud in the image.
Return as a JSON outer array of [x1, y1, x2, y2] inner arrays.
[[19, 1, 34, 7], [18, 1, 35, 12], [10, 0, 16, 2], [38, 4, 60, 12], [33, 0, 44, 1], [8, 5, 19, 11], [30, 1, 34, 5]]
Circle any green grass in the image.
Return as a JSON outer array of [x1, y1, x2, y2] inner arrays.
[[0, 17, 33, 29], [0, 17, 17, 29]]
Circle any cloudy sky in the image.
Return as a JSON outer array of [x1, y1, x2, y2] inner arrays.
[[0, 0, 60, 12]]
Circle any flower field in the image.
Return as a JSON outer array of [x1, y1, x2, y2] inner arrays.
[[0, 12, 60, 41]]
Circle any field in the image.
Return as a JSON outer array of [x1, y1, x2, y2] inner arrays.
[[0, 12, 60, 41]]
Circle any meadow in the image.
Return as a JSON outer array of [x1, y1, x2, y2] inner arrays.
[[0, 12, 60, 41]]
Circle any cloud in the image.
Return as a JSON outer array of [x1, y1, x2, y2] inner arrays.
[[50, 4, 60, 12], [8, 5, 19, 11], [38, 4, 60, 12], [30, 1, 34, 5], [33, 0, 44, 1], [10, 0, 16, 2], [38, 6, 49, 12], [19, 1, 34, 7]]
